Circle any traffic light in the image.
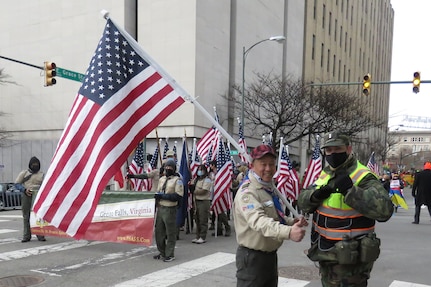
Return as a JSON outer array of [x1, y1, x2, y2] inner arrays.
[[44, 61, 56, 86], [413, 71, 420, 93], [362, 73, 371, 96]]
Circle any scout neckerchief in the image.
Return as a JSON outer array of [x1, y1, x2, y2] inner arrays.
[[264, 188, 286, 225]]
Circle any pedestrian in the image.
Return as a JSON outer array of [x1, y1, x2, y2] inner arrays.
[[189, 164, 212, 244], [153, 159, 183, 262], [380, 174, 391, 193], [298, 131, 394, 287], [389, 173, 405, 212], [15, 156, 46, 243], [411, 162, 431, 224], [233, 144, 308, 287]]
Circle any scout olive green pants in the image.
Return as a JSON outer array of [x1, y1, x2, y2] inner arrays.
[[155, 206, 178, 257]]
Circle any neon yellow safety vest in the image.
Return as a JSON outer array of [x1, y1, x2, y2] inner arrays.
[[312, 161, 376, 241]]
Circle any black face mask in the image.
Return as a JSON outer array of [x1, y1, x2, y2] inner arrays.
[[165, 169, 175, 177], [326, 152, 348, 168]]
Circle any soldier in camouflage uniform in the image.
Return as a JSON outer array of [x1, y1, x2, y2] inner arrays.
[[298, 131, 393, 287]]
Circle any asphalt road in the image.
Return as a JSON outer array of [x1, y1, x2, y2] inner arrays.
[[0, 187, 430, 287]]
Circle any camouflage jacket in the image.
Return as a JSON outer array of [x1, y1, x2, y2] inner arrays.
[[298, 155, 393, 223]]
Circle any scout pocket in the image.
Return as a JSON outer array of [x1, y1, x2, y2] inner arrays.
[[359, 233, 381, 263]]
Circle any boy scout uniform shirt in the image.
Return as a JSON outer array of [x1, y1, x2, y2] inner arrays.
[[233, 174, 295, 252], [194, 177, 212, 201], [157, 175, 184, 207]]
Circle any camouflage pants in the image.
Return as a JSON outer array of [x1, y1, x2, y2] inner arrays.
[[319, 261, 374, 287]]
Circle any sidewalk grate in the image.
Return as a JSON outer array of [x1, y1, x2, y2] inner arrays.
[[0, 275, 44, 287]]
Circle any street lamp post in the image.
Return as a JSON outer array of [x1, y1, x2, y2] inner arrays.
[[241, 35, 286, 127]]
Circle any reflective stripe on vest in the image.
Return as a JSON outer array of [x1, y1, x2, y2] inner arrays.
[[313, 161, 376, 240]]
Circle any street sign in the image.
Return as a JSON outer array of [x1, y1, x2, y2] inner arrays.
[[56, 67, 85, 82], [230, 150, 239, 155]]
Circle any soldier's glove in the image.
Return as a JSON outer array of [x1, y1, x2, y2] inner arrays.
[[333, 173, 353, 195], [312, 185, 333, 200], [154, 193, 163, 200]]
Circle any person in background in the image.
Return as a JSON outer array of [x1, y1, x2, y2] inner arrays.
[[380, 174, 391, 193], [189, 164, 212, 244], [411, 162, 431, 224], [233, 144, 307, 287], [298, 131, 393, 287], [153, 159, 183, 262], [389, 173, 405, 212], [15, 156, 46, 243]]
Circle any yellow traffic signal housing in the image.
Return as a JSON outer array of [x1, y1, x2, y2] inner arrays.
[[362, 73, 371, 96], [413, 71, 420, 93], [44, 62, 57, 86]]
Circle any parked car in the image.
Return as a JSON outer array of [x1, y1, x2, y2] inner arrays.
[[0, 183, 23, 210]]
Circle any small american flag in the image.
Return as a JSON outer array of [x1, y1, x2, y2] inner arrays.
[[211, 138, 233, 215], [276, 144, 300, 201], [196, 109, 220, 163], [302, 137, 322, 189], [141, 144, 159, 191], [162, 140, 169, 160], [33, 18, 185, 238], [189, 138, 200, 178], [367, 152, 379, 175], [128, 141, 146, 191]]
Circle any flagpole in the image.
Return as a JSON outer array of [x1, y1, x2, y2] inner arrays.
[[155, 129, 162, 166]]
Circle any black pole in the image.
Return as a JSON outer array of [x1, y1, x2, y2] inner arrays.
[[0, 55, 44, 70]]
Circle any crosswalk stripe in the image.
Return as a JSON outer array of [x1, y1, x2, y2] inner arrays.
[[390, 280, 431, 287], [278, 277, 310, 287], [112, 252, 236, 287], [0, 240, 102, 261], [0, 215, 22, 218], [0, 229, 18, 234]]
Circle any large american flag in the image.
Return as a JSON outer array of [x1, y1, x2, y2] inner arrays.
[[141, 144, 159, 191], [128, 141, 145, 191], [211, 138, 233, 215], [276, 144, 300, 201], [367, 151, 379, 175], [302, 137, 322, 189], [237, 118, 249, 164], [33, 19, 185, 238]]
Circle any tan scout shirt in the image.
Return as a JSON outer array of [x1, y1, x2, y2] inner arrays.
[[233, 174, 294, 252], [157, 175, 183, 207], [15, 170, 44, 191], [193, 177, 212, 201]]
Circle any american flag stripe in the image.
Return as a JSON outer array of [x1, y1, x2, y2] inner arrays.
[[211, 138, 232, 214], [33, 19, 185, 238], [302, 137, 322, 189]]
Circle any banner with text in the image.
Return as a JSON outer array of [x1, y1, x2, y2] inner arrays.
[[30, 192, 155, 246]]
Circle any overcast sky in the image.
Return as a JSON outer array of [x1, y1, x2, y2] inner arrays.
[[389, 0, 431, 129]]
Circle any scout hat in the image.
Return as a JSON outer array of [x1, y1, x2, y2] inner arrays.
[[321, 131, 351, 148], [250, 144, 276, 160]]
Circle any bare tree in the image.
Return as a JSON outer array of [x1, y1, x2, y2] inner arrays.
[[229, 73, 381, 150]]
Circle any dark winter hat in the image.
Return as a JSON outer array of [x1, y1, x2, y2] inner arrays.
[[321, 131, 351, 148], [164, 158, 176, 170], [28, 156, 41, 173], [250, 144, 276, 160]]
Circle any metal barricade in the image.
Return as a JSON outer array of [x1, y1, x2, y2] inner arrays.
[[0, 188, 23, 210]]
